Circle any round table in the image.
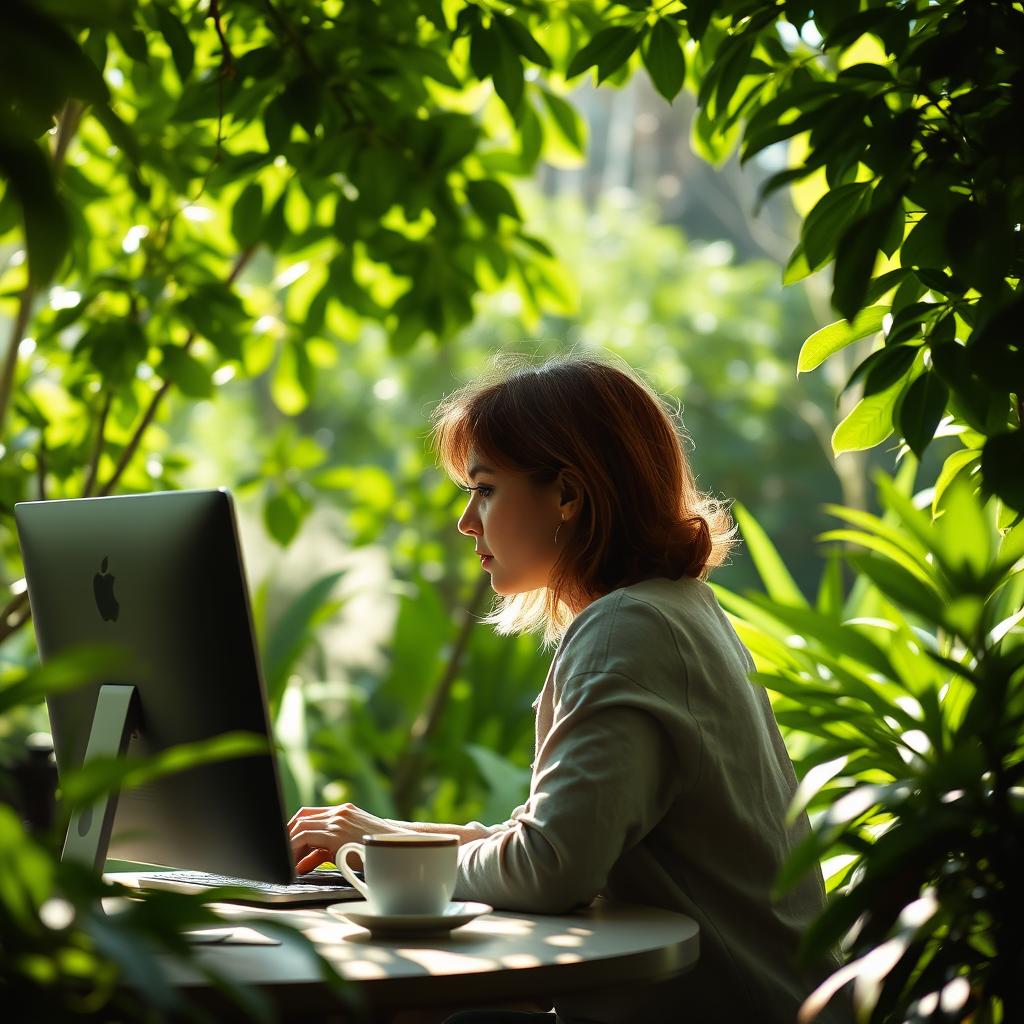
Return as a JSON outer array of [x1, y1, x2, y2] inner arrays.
[[112, 877, 699, 1020]]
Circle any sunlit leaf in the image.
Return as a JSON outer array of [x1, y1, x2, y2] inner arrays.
[[733, 501, 807, 607], [798, 306, 888, 373], [642, 19, 685, 101], [832, 377, 903, 455]]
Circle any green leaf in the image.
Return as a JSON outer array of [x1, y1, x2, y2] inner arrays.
[[689, 101, 742, 166], [465, 178, 520, 227], [933, 473, 993, 582], [159, 346, 213, 398], [263, 571, 346, 709], [733, 501, 808, 607], [818, 529, 934, 588], [742, 595, 898, 680], [491, 34, 525, 114], [932, 447, 982, 516], [92, 103, 145, 173], [801, 183, 871, 273], [642, 19, 685, 101], [540, 89, 585, 152], [566, 26, 642, 82], [815, 551, 846, 617], [0, 136, 70, 287], [896, 370, 948, 461], [263, 486, 309, 547], [832, 377, 903, 455], [231, 182, 264, 248], [262, 188, 289, 249], [466, 744, 531, 824], [0, 646, 129, 717], [177, 281, 249, 359], [845, 552, 945, 626], [782, 242, 812, 286], [493, 13, 551, 68], [154, 3, 193, 82], [469, 20, 500, 80], [77, 319, 147, 384], [833, 201, 899, 322], [61, 732, 269, 810], [844, 343, 918, 398], [798, 306, 888, 373]]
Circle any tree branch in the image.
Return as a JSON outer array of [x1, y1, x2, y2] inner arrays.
[[97, 246, 255, 497], [208, 0, 237, 76], [36, 440, 48, 501], [391, 573, 493, 817], [0, 591, 30, 646], [0, 100, 84, 442], [83, 391, 112, 497], [0, 284, 37, 443]]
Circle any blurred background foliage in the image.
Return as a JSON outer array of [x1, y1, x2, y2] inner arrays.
[[1, 0, 884, 826], [1, 1, 1022, 1020]]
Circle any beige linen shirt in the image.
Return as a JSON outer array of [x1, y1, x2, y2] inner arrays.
[[454, 576, 850, 1024]]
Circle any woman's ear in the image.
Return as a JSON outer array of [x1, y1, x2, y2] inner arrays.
[[556, 470, 584, 522]]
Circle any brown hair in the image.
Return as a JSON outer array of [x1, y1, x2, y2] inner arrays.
[[430, 353, 735, 645]]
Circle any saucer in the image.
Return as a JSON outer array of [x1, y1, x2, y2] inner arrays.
[[327, 900, 492, 936]]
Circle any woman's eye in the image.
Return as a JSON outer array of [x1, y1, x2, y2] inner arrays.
[[461, 484, 493, 498]]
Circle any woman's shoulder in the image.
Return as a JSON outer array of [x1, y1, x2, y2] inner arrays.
[[573, 575, 714, 634], [555, 575, 716, 684]]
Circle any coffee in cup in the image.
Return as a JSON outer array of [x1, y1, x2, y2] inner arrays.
[[336, 833, 459, 915]]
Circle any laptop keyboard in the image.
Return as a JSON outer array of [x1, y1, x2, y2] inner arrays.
[[136, 868, 359, 899]]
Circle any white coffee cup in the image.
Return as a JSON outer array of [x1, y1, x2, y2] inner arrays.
[[336, 833, 459, 915]]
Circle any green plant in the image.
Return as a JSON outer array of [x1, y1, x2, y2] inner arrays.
[[717, 473, 1024, 1022], [0, 648, 350, 1021]]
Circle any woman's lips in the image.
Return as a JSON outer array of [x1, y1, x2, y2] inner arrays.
[[479, 554, 493, 569]]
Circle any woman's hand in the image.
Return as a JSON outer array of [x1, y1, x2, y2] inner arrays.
[[288, 803, 399, 874]]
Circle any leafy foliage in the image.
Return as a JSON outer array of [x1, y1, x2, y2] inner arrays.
[[2, 2, 1022, 1021], [718, 474, 1024, 1022], [0, 654, 349, 1020]]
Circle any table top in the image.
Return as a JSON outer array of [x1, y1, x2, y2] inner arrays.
[[109, 873, 700, 1012]]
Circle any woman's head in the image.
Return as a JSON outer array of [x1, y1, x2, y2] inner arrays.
[[430, 354, 735, 644]]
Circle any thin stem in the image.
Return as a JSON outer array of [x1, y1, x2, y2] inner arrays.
[[190, 0, 236, 205], [36, 440, 48, 501], [96, 246, 255, 497], [0, 285, 36, 442], [391, 573, 492, 816], [208, 0, 236, 75], [0, 592, 30, 646], [83, 391, 112, 497]]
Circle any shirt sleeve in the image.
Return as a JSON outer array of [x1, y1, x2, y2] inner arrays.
[[454, 671, 682, 913]]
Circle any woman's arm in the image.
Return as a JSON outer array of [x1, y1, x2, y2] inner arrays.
[[288, 803, 521, 872], [454, 678, 683, 913], [383, 819, 494, 844]]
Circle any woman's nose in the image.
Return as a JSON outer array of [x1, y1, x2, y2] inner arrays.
[[458, 500, 480, 537]]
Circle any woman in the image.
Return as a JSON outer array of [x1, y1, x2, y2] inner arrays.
[[289, 355, 848, 1024]]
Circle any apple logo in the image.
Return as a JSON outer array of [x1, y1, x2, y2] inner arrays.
[[93, 556, 119, 622]]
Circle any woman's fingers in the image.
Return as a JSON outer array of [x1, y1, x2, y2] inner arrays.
[[287, 803, 359, 835], [296, 848, 331, 874], [290, 826, 336, 860], [287, 805, 333, 830], [287, 803, 396, 864]]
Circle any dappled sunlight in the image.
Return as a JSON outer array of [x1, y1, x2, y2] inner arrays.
[[469, 915, 536, 936], [544, 933, 584, 948], [554, 952, 584, 965], [499, 953, 542, 969], [395, 948, 500, 975], [341, 958, 390, 980]]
